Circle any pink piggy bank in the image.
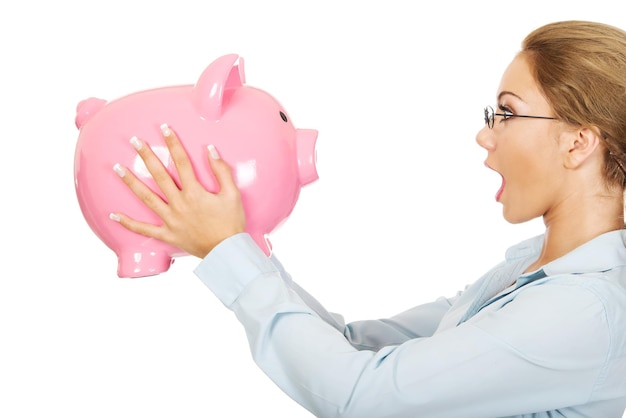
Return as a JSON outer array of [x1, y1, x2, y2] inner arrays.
[[74, 53, 318, 278]]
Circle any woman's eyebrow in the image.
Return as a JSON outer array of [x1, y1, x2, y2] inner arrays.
[[497, 90, 523, 102]]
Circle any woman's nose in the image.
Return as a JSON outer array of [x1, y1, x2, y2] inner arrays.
[[476, 125, 495, 151]]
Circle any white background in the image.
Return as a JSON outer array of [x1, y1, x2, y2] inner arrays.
[[2, 1, 624, 417]]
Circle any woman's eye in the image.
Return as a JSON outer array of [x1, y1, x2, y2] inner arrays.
[[498, 105, 515, 120]]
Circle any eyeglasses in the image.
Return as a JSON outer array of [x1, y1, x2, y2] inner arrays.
[[484, 105, 557, 129]]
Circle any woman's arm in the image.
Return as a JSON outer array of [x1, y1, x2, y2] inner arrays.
[[269, 254, 460, 350], [196, 233, 609, 418]]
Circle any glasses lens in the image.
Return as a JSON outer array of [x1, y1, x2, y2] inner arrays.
[[484, 106, 494, 128]]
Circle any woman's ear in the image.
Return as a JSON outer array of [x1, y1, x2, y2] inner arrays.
[[562, 127, 602, 169]]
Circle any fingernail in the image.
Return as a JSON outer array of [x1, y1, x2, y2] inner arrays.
[[113, 163, 126, 177], [109, 213, 121, 222], [130, 136, 143, 150], [160, 123, 171, 137], [208, 144, 220, 160]]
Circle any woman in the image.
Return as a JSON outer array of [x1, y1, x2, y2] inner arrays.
[[110, 20, 626, 417]]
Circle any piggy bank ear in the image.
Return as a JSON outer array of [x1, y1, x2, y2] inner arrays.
[[193, 54, 245, 121], [75, 97, 107, 129]]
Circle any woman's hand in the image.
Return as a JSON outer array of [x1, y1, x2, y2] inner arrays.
[[110, 124, 246, 259]]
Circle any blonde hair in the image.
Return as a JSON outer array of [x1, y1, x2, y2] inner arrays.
[[521, 20, 626, 189]]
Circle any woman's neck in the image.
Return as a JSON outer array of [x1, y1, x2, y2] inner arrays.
[[525, 191, 624, 273]]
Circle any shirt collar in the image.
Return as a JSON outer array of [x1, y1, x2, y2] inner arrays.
[[511, 229, 626, 279], [542, 229, 626, 276], [504, 234, 544, 262]]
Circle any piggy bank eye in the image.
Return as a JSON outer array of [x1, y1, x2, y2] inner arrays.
[[280, 111, 288, 122]]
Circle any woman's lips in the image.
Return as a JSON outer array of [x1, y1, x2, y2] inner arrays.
[[484, 161, 505, 202], [495, 175, 505, 202]]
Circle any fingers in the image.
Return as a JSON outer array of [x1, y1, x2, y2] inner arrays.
[[160, 124, 197, 189], [109, 211, 166, 242], [113, 162, 169, 217], [130, 135, 180, 199], [111, 125, 206, 235], [110, 127, 246, 255], [206, 144, 239, 196], [160, 125, 237, 199]]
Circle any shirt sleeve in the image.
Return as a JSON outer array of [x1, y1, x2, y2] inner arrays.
[[266, 248, 460, 351], [194, 233, 610, 418]]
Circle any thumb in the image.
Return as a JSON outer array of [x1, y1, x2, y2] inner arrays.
[[207, 144, 238, 193]]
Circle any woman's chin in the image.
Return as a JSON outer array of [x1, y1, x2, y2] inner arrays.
[[501, 205, 535, 225]]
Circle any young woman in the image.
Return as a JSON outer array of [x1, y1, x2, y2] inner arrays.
[[110, 20, 626, 417]]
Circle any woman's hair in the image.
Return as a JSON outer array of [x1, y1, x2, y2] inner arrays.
[[521, 20, 626, 189]]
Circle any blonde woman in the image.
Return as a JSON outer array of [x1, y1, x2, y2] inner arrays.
[[111, 20, 626, 418]]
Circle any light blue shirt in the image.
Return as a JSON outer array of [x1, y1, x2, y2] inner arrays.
[[194, 231, 626, 417]]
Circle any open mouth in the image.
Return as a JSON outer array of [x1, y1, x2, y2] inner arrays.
[[485, 162, 505, 202], [495, 174, 505, 202]]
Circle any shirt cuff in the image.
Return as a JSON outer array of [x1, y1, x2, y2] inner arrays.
[[194, 233, 278, 307]]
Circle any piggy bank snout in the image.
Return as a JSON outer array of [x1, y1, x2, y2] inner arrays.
[[296, 128, 318, 186]]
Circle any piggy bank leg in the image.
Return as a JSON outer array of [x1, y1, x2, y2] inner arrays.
[[116, 250, 174, 278], [250, 233, 272, 257]]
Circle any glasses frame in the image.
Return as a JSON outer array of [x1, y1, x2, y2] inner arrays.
[[484, 105, 557, 129]]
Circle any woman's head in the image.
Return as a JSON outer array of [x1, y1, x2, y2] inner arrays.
[[521, 20, 626, 190]]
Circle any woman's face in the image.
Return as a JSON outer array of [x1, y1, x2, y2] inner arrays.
[[476, 53, 564, 224]]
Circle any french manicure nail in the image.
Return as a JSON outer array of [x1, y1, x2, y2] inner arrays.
[[207, 144, 220, 160], [113, 163, 126, 177], [109, 213, 121, 222], [130, 136, 143, 150], [160, 123, 171, 137]]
